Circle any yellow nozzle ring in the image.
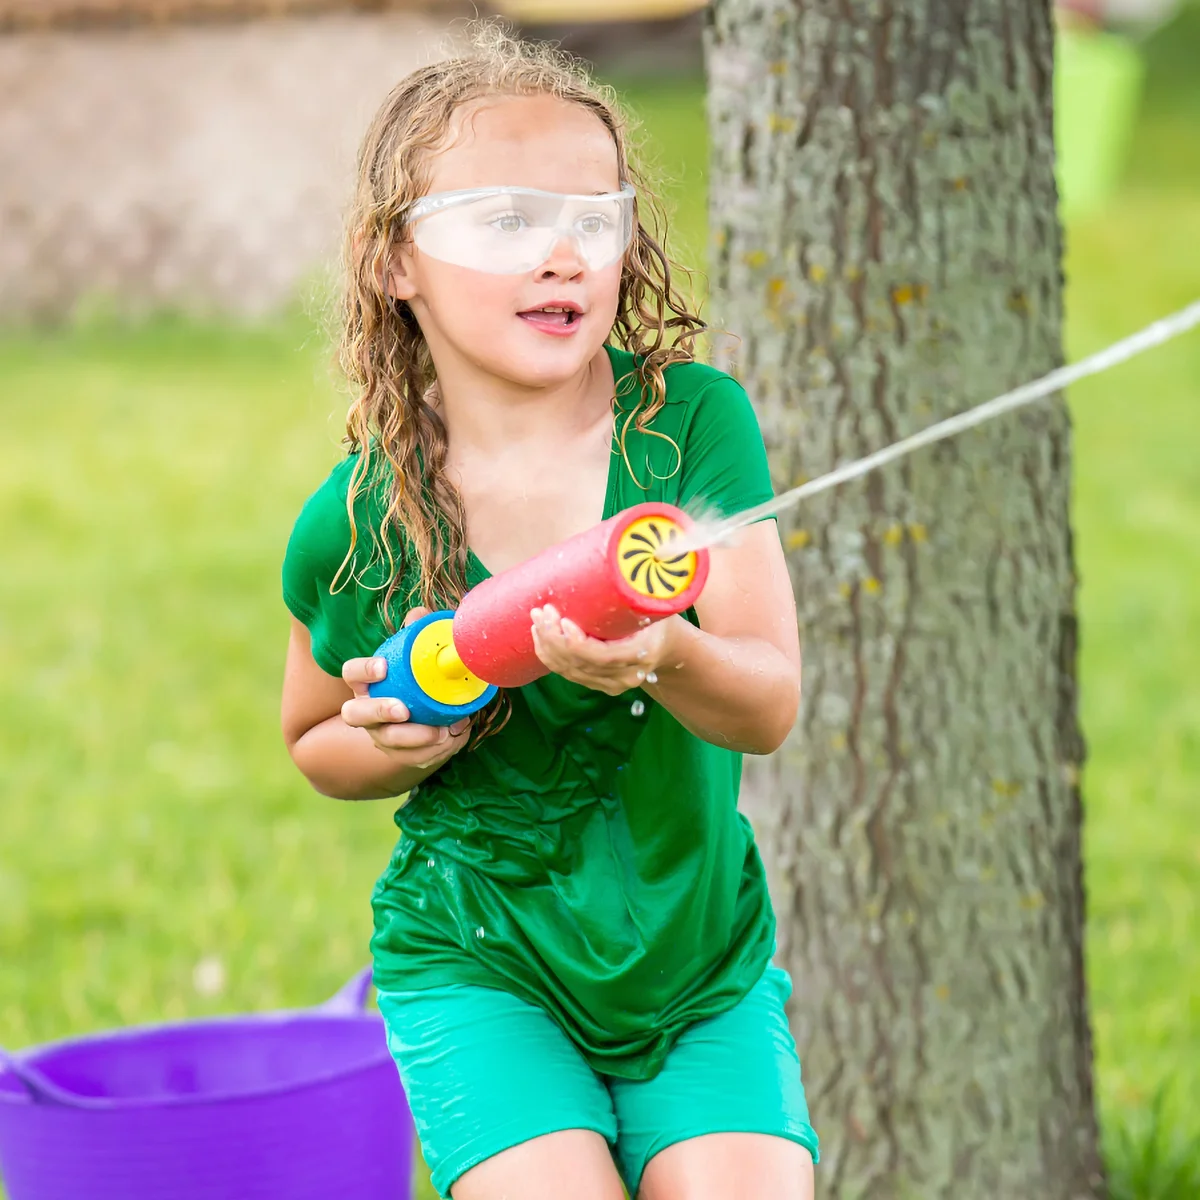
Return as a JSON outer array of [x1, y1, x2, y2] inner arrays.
[[409, 618, 491, 708], [616, 514, 698, 599]]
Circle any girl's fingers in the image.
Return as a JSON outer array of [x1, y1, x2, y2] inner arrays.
[[534, 612, 590, 654], [343, 656, 389, 691], [342, 696, 410, 728], [532, 640, 642, 694], [534, 625, 643, 678], [559, 617, 588, 643], [532, 608, 658, 696], [551, 635, 637, 670], [403, 606, 432, 628], [374, 721, 452, 751], [380, 720, 472, 755]]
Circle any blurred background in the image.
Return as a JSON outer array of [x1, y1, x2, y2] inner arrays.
[[0, 0, 1196, 1195]]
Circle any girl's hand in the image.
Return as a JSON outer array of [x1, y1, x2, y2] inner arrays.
[[339, 607, 472, 770], [530, 603, 683, 696]]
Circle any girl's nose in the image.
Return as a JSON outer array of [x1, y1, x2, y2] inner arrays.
[[535, 233, 585, 278]]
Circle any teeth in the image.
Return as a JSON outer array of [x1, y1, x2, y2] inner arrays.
[[519, 305, 578, 321]]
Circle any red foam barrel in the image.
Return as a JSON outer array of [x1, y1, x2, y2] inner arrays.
[[453, 502, 710, 689]]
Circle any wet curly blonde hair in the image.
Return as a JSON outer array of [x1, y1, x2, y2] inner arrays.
[[335, 20, 704, 716]]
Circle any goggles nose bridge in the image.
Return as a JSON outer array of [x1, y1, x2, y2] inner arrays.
[[535, 223, 591, 271]]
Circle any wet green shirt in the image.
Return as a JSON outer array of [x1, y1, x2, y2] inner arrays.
[[282, 344, 779, 1081]]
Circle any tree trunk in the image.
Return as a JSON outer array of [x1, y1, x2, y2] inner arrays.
[[705, 2, 1104, 1196]]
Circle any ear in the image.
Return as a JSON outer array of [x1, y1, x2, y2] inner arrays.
[[386, 243, 418, 303]]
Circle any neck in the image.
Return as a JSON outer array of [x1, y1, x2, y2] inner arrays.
[[434, 346, 615, 455]]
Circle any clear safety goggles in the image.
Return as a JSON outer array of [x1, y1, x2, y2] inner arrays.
[[406, 183, 636, 275]]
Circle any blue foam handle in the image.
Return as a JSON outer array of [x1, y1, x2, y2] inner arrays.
[[367, 610, 497, 727]]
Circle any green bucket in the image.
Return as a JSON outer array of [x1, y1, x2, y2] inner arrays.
[[1055, 26, 1146, 216]]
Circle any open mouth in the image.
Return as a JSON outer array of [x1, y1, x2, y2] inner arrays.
[[517, 304, 583, 333]]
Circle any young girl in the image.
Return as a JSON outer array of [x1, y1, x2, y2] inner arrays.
[[281, 24, 818, 1200]]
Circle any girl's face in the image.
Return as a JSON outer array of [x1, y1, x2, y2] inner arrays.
[[389, 94, 627, 391]]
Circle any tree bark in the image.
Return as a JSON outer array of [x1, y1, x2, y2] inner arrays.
[[705, 2, 1104, 1196]]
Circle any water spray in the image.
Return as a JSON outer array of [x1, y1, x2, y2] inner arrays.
[[371, 299, 1200, 724], [666, 298, 1200, 556]]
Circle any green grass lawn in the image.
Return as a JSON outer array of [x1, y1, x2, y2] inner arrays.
[[1, 25, 1198, 1200]]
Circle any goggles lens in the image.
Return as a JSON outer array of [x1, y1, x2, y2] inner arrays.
[[408, 184, 636, 275]]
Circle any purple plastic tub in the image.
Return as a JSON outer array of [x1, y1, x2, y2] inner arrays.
[[0, 967, 414, 1200]]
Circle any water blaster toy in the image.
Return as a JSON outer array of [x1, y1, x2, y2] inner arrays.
[[367, 501, 710, 725]]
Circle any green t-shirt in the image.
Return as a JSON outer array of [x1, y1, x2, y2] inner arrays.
[[282, 344, 779, 1081]]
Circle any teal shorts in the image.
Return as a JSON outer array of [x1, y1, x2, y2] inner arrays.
[[376, 964, 819, 1198]]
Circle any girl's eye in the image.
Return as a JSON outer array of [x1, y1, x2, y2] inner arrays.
[[491, 212, 526, 234], [576, 213, 611, 236]]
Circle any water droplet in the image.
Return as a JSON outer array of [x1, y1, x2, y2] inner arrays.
[[475, 926, 486, 939], [638, 617, 651, 627], [645, 672, 658, 684], [630, 700, 646, 717], [426, 857, 435, 868], [635, 670, 646, 682]]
